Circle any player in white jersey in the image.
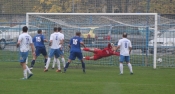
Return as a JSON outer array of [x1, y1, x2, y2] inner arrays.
[[52, 27, 66, 70], [16, 26, 35, 80], [44, 27, 64, 72], [115, 33, 133, 75]]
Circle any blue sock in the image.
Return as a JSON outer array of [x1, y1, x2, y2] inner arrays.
[[31, 60, 35, 67], [81, 62, 85, 70], [44, 59, 47, 66], [64, 62, 70, 72]]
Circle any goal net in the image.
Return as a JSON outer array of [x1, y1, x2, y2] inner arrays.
[[26, 13, 158, 69]]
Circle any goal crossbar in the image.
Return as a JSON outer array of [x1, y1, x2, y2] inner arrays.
[[26, 13, 158, 69]]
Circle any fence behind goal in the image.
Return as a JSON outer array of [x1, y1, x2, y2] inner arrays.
[[1, 13, 175, 68]]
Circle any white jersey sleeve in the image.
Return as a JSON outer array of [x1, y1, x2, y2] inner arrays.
[[50, 34, 54, 41], [129, 40, 132, 47]]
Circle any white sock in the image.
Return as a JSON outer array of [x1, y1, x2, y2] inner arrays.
[[61, 57, 65, 68], [52, 57, 56, 68], [57, 58, 61, 70], [119, 63, 123, 74], [23, 69, 27, 79], [26, 65, 32, 74], [45, 58, 51, 69], [128, 63, 133, 73]]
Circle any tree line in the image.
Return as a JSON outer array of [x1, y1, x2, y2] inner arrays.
[[0, 0, 175, 14]]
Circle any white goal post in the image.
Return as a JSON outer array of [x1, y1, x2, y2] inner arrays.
[[26, 13, 158, 69]]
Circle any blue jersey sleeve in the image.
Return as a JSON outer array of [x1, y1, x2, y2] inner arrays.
[[32, 37, 35, 43], [70, 38, 72, 45], [80, 37, 83, 43]]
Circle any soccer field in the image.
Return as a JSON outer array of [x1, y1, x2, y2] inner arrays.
[[0, 62, 175, 94]]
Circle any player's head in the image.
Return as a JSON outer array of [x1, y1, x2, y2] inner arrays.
[[54, 27, 58, 32], [123, 33, 127, 38], [22, 26, 28, 32], [76, 31, 81, 36], [37, 29, 42, 34], [58, 27, 62, 32]]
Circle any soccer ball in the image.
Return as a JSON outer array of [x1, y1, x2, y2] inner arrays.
[[157, 58, 162, 63]]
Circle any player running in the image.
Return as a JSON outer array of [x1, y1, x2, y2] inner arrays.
[[115, 33, 133, 75], [44, 27, 64, 72], [83, 43, 120, 60], [29, 29, 48, 70], [16, 26, 35, 80], [64, 31, 86, 73], [52, 27, 66, 69]]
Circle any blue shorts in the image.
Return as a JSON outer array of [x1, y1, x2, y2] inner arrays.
[[35, 47, 47, 57], [49, 48, 61, 58], [19, 51, 29, 63], [69, 51, 83, 60], [119, 55, 130, 63]]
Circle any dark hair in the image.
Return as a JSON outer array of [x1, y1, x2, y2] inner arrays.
[[22, 26, 28, 32], [54, 27, 58, 32], [38, 29, 42, 34], [123, 33, 127, 38], [76, 31, 81, 36], [58, 27, 62, 32]]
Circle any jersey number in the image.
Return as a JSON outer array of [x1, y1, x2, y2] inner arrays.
[[56, 36, 58, 40], [26, 37, 29, 44], [73, 39, 78, 45], [125, 42, 128, 48], [36, 37, 41, 42]]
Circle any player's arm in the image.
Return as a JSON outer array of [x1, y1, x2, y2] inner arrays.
[[29, 36, 35, 56], [80, 38, 86, 48], [43, 35, 48, 42], [49, 34, 53, 46], [16, 36, 22, 48], [129, 41, 132, 54], [114, 40, 121, 51]]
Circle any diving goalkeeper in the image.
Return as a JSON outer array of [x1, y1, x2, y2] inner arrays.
[[83, 43, 120, 60]]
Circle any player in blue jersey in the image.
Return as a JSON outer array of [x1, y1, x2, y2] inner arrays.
[[29, 29, 48, 70], [64, 31, 86, 73]]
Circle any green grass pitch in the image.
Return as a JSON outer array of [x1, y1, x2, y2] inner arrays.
[[0, 62, 175, 94]]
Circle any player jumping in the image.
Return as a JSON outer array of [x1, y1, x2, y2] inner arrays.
[[83, 43, 120, 60], [64, 31, 86, 73], [29, 29, 48, 70], [17, 26, 35, 80]]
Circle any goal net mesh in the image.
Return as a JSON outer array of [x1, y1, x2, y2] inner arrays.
[[26, 13, 161, 68]]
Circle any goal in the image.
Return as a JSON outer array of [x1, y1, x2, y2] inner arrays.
[[26, 13, 158, 69]]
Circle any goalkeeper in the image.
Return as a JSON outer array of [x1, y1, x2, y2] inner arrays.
[[83, 43, 120, 60]]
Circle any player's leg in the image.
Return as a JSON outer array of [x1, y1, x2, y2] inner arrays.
[[84, 56, 94, 60], [64, 59, 72, 73], [84, 55, 101, 60], [119, 55, 124, 75], [78, 52, 85, 73], [59, 48, 66, 68], [41, 47, 48, 66], [30, 47, 39, 69], [55, 49, 61, 72], [126, 56, 133, 74], [64, 52, 75, 73], [20, 52, 33, 79], [52, 56, 56, 69], [44, 49, 54, 72]]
